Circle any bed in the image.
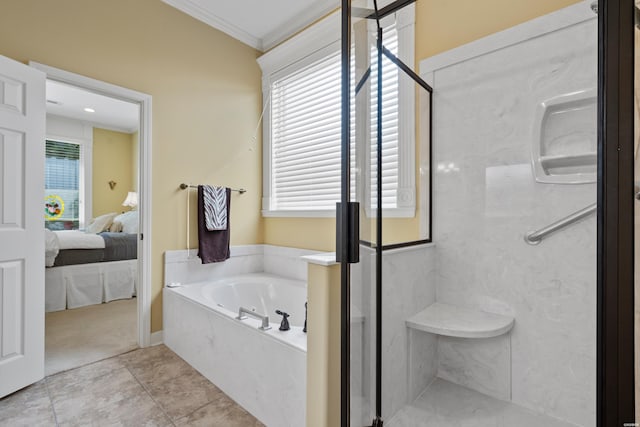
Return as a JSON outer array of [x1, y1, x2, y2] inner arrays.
[[45, 211, 139, 312]]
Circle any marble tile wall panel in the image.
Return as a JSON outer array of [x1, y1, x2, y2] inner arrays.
[[437, 335, 511, 401], [379, 244, 437, 420], [263, 245, 323, 281], [163, 288, 306, 427], [164, 246, 263, 286], [429, 18, 597, 427], [165, 245, 325, 286], [408, 328, 437, 403]]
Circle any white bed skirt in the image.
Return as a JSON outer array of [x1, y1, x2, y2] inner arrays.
[[45, 260, 137, 312]]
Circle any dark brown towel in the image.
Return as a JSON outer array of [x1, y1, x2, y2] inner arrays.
[[197, 186, 230, 263]]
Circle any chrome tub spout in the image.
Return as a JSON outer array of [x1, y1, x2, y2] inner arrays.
[[236, 307, 271, 330]]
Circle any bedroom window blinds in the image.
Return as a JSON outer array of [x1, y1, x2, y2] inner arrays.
[[269, 26, 399, 212], [45, 140, 80, 230]]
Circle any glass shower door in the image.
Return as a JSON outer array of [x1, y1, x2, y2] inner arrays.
[[344, 1, 432, 425]]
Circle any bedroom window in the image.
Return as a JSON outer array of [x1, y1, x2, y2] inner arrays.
[[45, 140, 82, 230], [258, 8, 415, 217]]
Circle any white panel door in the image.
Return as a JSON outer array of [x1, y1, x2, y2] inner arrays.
[[0, 55, 45, 397]]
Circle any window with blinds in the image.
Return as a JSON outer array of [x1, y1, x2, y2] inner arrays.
[[269, 26, 399, 212], [45, 140, 81, 230]]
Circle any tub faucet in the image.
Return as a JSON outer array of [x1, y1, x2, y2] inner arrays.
[[275, 310, 290, 331], [303, 302, 307, 333], [236, 307, 271, 331]]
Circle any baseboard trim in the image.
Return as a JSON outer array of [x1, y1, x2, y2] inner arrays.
[[150, 331, 163, 346]]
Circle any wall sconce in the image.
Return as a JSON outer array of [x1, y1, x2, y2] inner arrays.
[[108, 180, 117, 190]]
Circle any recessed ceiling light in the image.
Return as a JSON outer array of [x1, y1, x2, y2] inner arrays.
[[84, 107, 95, 113]]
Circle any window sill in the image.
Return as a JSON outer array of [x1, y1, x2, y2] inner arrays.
[[262, 210, 336, 218], [261, 206, 415, 219]]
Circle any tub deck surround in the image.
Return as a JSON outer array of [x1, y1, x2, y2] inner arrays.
[[169, 273, 307, 352], [300, 252, 337, 266], [164, 282, 306, 427], [164, 244, 322, 287], [163, 245, 335, 427]]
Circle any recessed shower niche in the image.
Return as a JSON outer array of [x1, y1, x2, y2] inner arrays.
[[532, 88, 597, 184]]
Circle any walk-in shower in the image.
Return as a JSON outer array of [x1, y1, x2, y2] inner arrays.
[[335, 0, 625, 426]]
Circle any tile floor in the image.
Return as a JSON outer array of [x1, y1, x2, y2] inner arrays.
[[386, 378, 578, 427], [0, 345, 264, 427]]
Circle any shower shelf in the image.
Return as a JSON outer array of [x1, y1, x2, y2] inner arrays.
[[405, 303, 515, 339]]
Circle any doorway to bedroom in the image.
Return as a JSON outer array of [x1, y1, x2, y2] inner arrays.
[[42, 78, 142, 376]]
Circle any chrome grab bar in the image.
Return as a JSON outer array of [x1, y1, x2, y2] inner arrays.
[[524, 203, 596, 245], [236, 306, 271, 330]]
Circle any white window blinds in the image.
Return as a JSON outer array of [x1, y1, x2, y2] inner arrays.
[[271, 50, 343, 210], [45, 140, 80, 229], [269, 25, 399, 212]]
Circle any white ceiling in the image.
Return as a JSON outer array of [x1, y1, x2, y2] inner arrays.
[[162, 0, 339, 51], [46, 80, 140, 133]]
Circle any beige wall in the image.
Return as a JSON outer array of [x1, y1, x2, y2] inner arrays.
[[0, 0, 264, 332], [415, 0, 581, 59], [92, 128, 134, 217], [263, 0, 582, 252]]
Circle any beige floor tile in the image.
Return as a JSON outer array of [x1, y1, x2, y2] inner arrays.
[[0, 380, 56, 427], [120, 345, 197, 389], [46, 356, 127, 391], [118, 344, 173, 365], [58, 391, 172, 427], [2, 346, 266, 427], [144, 367, 222, 421], [175, 395, 265, 427], [48, 367, 145, 425]]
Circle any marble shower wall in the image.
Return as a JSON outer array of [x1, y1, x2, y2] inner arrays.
[[428, 16, 597, 427], [350, 244, 438, 422], [381, 245, 437, 418]]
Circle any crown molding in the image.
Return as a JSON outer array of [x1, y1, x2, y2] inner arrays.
[[261, 2, 339, 51], [162, 0, 262, 50]]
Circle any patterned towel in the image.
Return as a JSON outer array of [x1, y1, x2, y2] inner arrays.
[[198, 186, 231, 264], [202, 185, 227, 231]]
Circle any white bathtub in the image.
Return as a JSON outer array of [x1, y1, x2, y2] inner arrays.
[[178, 273, 307, 332], [163, 273, 307, 427]]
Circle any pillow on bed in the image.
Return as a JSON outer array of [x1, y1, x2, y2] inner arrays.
[[86, 212, 118, 234], [112, 210, 138, 234]]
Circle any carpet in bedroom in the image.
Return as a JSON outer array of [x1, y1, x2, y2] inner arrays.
[[45, 298, 137, 376]]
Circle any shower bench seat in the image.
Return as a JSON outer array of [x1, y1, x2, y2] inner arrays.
[[405, 302, 514, 338]]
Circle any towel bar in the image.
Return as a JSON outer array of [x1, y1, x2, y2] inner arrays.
[[179, 183, 246, 194]]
